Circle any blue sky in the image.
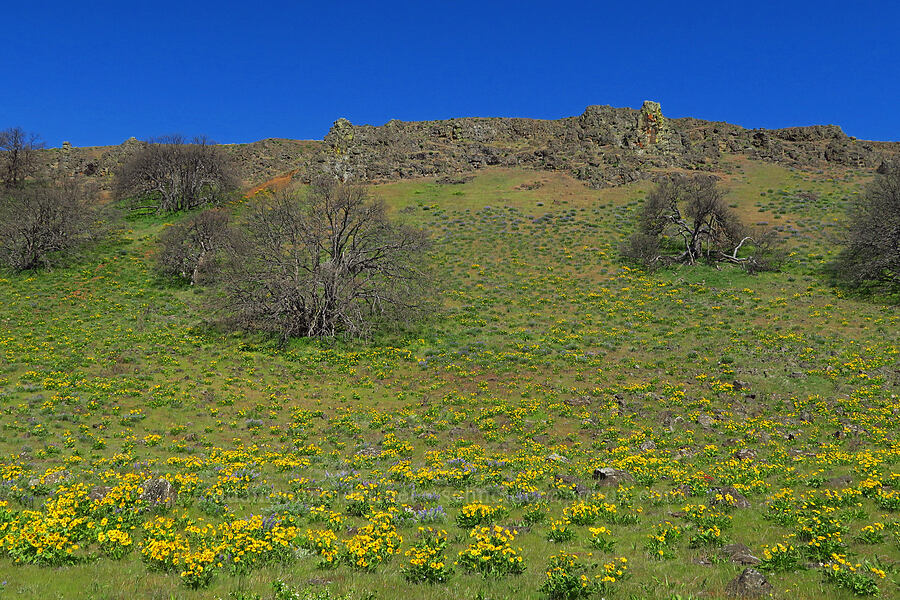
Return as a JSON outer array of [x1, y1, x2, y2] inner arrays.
[[3, 1, 897, 147]]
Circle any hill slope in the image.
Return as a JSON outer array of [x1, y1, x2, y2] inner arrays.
[[0, 155, 898, 599]]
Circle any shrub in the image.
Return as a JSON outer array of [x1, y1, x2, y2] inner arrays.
[[115, 135, 237, 213], [0, 180, 98, 271], [156, 208, 232, 285], [217, 177, 431, 339], [622, 174, 781, 272], [830, 162, 900, 294]]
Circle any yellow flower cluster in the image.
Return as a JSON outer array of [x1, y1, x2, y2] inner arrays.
[[457, 526, 524, 576], [455, 502, 508, 527], [403, 527, 452, 583], [342, 512, 403, 571]]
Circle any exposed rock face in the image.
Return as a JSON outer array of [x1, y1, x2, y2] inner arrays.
[[318, 101, 896, 188], [31, 102, 900, 191], [33, 138, 322, 189]]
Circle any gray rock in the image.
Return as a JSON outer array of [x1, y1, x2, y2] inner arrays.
[[826, 475, 853, 488], [554, 475, 588, 496], [88, 486, 112, 501], [660, 410, 685, 431], [140, 478, 177, 506], [725, 567, 773, 598], [711, 486, 751, 509], [27, 470, 67, 488], [720, 543, 761, 565], [732, 448, 757, 461], [592, 467, 633, 486]]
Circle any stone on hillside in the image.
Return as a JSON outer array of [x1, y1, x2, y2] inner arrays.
[[140, 478, 177, 505], [639, 440, 657, 451], [725, 568, 773, 598], [554, 475, 588, 497], [732, 448, 757, 461], [88, 486, 112, 501], [720, 543, 761, 565], [28, 470, 68, 488], [592, 467, 633, 486], [711, 486, 751, 509], [826, 475, 853, 488], [548, 453, 569, 463], [660, 411, 685, 431]]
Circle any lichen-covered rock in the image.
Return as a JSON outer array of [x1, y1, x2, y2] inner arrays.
[[88, 486, 112, 501], [720, 543, 762, 565], [592, 467, 633, 486], [725, 567, 773, 598], [711, 486, 751, 509], [140, 478, 177, 505]]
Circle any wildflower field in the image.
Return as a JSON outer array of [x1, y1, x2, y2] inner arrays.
[[0, 160, 897, 599]]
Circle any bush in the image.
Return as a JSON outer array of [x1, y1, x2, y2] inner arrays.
[[830, 162, 900, 294], [216, 177, 431, 339], [0, 127, 45, 188], [0, 181, 98, 271], [115, 135, 237, 213], [156, 208, 232, 285], [622, 174, 781, 272]]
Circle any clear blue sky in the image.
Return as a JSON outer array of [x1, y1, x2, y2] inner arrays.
[[3, 1, 897, 147]]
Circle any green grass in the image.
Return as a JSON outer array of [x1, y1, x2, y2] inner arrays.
[[0, 163, 897, 600]]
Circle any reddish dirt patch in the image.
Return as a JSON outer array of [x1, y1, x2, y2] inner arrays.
[[245, 170, 298, 198]]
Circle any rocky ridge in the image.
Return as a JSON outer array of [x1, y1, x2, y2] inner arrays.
[[33, 102, 900, 190]]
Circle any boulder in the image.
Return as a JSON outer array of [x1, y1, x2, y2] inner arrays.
[[140, 478, 177, 505], [697, 413, 715, 427], [27, 470, 68, 488], [732, 448, 757, 461], [592, 467, 633, 486], [554, 475, 588, 496], [548, 453, 569, 463], [826, 475, 853, 488], [710, 486, 751, 509], [720, 543, 761, 565], [725, 568, 773, 598], [659, 411, 685, 431], [88, 486, 112, 501]]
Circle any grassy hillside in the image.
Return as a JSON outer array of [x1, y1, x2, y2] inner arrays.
[[0, 160, 897, 599]]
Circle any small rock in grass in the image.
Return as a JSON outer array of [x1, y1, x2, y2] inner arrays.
[[591, 467, 633, 486], [732, 448, 757, 461], [720, 543, 761, 565], [710, 486, 751, 509], [140, 478, 177, 506], [725, 567, 773, 598]]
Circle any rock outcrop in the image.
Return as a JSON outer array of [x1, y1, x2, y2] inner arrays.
[[317, 101, 897, 187], [30, 102, 900, 190]]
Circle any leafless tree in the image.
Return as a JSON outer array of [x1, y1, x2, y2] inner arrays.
[[831, 162, 900, 292], [623, 174, 780, 272], [217, 177, 431, 339], [156, 208, 232, 285], [0, 127, 46, 187], [0, 180, 98, 271], [114, 135, 237, 213]]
